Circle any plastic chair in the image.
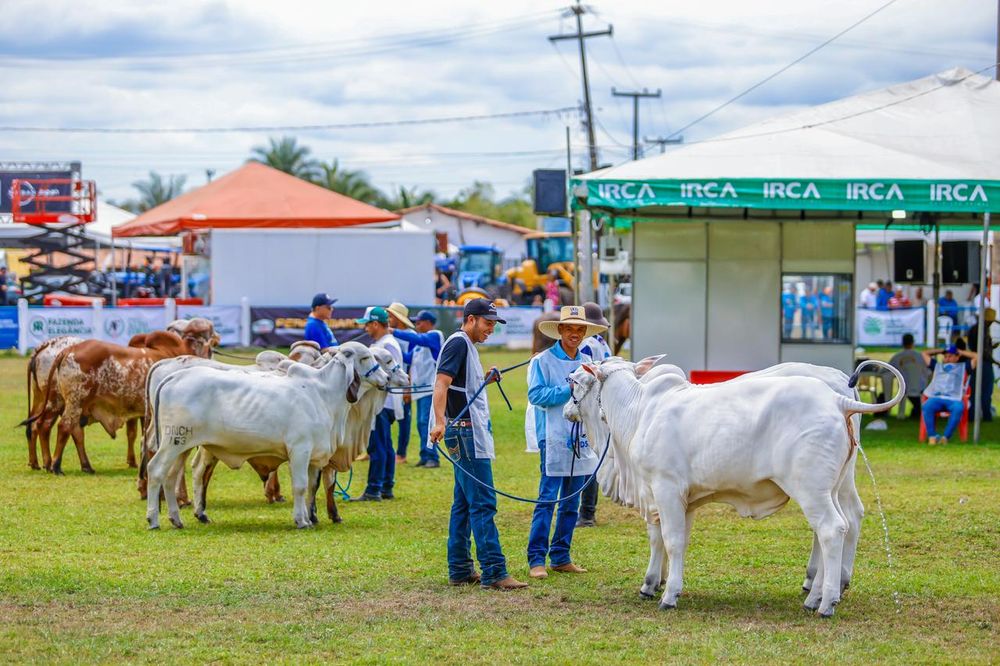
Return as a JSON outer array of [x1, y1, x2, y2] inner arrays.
[[918, 379, 971, 443], [936, 316, 954, 344]]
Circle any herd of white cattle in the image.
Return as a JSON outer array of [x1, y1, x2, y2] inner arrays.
[[20, 320, 905, 618]]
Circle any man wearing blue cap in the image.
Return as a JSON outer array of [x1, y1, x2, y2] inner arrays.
[[304, 293, 338, 350], [393, 310, 445, 468], [352, 306, 404, 501]]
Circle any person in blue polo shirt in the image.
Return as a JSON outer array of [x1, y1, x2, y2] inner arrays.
[[303, 293, 338, 350], [392, 310, 445, 468]]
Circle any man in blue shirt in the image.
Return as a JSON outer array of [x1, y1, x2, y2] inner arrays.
[[938, 290, 959, 325], [393, 310, 445, 468], [303, 293, 338, 350], [527, 305, 605, 579], [876, 280, 893, 311]]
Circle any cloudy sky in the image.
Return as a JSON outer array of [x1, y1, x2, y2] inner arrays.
[[0, 0, 996, 205]]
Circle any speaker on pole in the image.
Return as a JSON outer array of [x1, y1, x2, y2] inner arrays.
[[532, 169, 567, 215], [893, 240, 925, 283], [942, 240, 980, 284]]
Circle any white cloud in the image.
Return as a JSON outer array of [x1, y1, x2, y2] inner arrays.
[[0, 0, 995, 203]]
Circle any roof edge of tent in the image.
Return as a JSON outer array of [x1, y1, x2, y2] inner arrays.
[[113, 214, 401, 238], [571, 177, 1000, 214]]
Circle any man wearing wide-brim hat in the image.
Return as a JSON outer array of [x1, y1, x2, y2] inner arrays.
[[526, 305, 607, 579], [386, 302, 416, 465]]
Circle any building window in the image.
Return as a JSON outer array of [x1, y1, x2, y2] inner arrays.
[[781, 274, 852, 343]]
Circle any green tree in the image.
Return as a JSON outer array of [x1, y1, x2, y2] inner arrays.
[[314, 160, 384, 206], [250, 136, 320, 180], [112, 171, 187, 213], [384, 185, 437, 210], [446, 181, 537, 229]]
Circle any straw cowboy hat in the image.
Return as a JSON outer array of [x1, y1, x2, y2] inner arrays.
[[386, 302, 415, 329], [539, 305, 609, 340], [985, 307, 997, 324]]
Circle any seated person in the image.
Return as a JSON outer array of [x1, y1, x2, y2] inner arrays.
[[920, 344, 976, 445], [888, 288, 912, 309], [889, 333, 928, 418]]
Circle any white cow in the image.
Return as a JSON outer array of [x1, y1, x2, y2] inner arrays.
[[145, 342, 387, 529], [318, 346, 411, 522], [565, 357, 903, 617]]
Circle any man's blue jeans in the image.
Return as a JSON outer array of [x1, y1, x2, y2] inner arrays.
[[415, 396, 438, 464], [445, 424, 508, 586], [527, 441, 587, 568], [396, 400, 412, 458], [922, 397, 964, 439], [365, 408, 396, 497]]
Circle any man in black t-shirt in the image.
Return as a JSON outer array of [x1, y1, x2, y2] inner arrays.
[[430, 298, 528, 591]]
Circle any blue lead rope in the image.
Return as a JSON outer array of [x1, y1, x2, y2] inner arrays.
[[433, 366, 611, 506]]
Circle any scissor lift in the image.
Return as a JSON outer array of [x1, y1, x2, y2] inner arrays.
[[11, 177, 100, 302]]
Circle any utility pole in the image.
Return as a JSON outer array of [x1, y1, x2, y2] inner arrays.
[[549, 1, 611, 303], [995, 0, 999, 81], [644, 135, 684, 154], [612, 88, 662, 160], [548, 1, 611, 172]]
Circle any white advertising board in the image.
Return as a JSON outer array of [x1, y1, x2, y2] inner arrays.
[[178, 305, 242, 346], [856, 308, 925, 346], [210, 228, 435, 307]]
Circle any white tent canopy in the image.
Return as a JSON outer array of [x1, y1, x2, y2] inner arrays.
[[576, 68, 1000, 215]]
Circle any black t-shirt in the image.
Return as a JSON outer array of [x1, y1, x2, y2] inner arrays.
[[437, 336, 470, 419]]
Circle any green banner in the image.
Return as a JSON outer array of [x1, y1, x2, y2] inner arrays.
[[579, 178, 1000, 213]]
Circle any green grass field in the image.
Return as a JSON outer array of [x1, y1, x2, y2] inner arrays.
[[1, 349, 997, 664]]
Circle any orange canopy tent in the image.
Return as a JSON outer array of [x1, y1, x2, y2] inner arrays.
[[112, 162, 399, 237]]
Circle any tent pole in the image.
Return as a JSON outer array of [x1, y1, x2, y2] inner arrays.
[[973, 211, 991, 443], [933, 218, 940, 344], [110, 241, 118, 307]]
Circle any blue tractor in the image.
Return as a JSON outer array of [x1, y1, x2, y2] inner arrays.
[[455, 245, 505, 304]]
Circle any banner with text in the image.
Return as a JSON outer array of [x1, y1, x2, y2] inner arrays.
[[0, 306, 18, 349], [24, 307, 96, 346], [857, 307, 926, 346], [178, 305, 242, 346], [581, 178, 1000, 213], [480, 306, 542, 348], [97, 307, 169, 344], [249, 307, 369, 348]]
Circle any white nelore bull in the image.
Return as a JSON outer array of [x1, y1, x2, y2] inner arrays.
[[145, 342, 388, 529], [565, 357, 903, 617]]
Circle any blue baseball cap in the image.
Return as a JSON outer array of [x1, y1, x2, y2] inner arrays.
[[414, 309, 437, 324], [945, 344, 958, 355], [311, 293, 337, 309]]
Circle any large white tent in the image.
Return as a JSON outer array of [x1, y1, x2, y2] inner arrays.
[[573, 67, 1000, 439], [577, 67, 1000, 211]]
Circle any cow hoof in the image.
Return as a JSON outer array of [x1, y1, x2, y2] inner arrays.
[[82, 467, 96, 475], [818, 608, 835, 619], [53, 468, 65, 476], [147, 518, 159, 530], [332, 516, 343, 524], [803, 602, 820, 613], [128, 462, 138, 469], [29, 463, 41, 471], [658, 601, 676, 611], [178, 499, 192, 508], [639, 590, 656, 600], [274, 495, 286, 503], [195, 513, 211, 524], [169, 517, 184, 529]]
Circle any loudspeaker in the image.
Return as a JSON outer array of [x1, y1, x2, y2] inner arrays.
[[893, 240, 925, 283], [533, 169, 567, 215], [942, 240, 980, 284]]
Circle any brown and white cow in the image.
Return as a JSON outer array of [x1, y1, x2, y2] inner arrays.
[[31, 330, 204, 475], [25, 336, 83, 470]]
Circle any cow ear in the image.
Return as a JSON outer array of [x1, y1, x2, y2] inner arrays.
[[634, 354, 667, 377], [581, 363, 598, 377], [346, 367, 361, 404]]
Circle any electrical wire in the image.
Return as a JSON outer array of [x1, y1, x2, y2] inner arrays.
[[666, 0, 903, 139], [0, 107, 578, 134]]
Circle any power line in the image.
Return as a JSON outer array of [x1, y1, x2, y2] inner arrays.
[[666, 0, 902, 139], [2, 11, 558, 70], [0, 107, 577, 135]]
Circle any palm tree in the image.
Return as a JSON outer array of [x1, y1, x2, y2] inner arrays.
[[123, 172, 187, 212], [250, 136, 320, 180], [315, 160, 384, 205], [387, 185, 437, 210]]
